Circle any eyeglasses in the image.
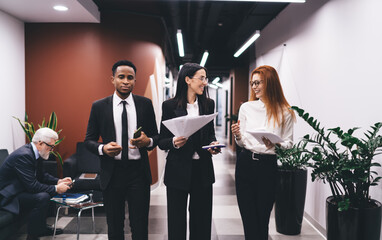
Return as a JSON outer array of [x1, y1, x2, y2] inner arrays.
[[43, 141, 55, 150], [191, 77, 209, 83], [250, 80, 263, 87]]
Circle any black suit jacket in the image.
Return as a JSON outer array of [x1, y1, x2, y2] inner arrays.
[[158, 98, 216, 191], [0, 144, 58, 214], [84, 94, 159, 190]]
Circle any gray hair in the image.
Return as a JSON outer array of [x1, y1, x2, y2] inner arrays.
[[32, 127, 58, 143]]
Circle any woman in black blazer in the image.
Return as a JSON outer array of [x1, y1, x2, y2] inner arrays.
[[159, 63, 220, 240]]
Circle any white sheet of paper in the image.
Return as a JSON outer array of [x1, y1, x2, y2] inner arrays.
[[247, 129, 284, 144], [162, 113, 218, 138]]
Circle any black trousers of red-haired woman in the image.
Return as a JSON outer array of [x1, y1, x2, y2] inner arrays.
[[235, 149, 278, 240]]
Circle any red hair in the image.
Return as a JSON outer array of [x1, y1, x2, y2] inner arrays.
[[249, 65, 295, 127]]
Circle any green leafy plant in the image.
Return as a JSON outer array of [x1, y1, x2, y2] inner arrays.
[[291, 106, 382, 211], [275, 140, 310, 171], [13, 112, 64, 166]]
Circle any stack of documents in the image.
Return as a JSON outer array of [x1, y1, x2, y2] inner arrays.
[[51, 193, 89, 204], [162, 113, 218, 137]]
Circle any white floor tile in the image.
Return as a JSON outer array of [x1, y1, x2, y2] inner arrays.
[[212, 205, 241, 219], [213, 219, 245, 235]]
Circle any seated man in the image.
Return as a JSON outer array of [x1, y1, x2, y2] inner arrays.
[[0, 128, 72, 240]]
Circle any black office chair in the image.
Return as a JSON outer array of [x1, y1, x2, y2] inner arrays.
[[0, 149, 9, 167], [63, 142, 101, 197]]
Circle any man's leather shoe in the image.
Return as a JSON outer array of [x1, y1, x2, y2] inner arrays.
[[39, 225, 63, 236]]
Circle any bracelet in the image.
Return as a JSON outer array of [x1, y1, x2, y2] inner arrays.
[[234, 135, 241, 140]]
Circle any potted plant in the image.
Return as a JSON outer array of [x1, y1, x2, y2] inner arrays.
[[291, 106, 382, 240], [275, 140, 310, 235], [14, 112, 64, 178]]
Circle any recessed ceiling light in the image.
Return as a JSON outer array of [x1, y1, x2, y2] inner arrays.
[[53, 5, 69, 11]]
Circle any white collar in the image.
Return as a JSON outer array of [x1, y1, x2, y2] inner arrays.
[[187, 98, 198, 107], [31, 142, 40, 159], [113, 92, 134, 106]]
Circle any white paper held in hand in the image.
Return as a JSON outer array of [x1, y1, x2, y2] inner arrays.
[[162, 113, 218, 137], [247, 129, 284, 144]]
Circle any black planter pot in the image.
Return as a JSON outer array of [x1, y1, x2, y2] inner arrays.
[[326, 196, 382, 240], [275, 168, 307, 235]]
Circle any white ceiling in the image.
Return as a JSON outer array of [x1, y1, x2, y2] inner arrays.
[[0, 0, 99, 23]]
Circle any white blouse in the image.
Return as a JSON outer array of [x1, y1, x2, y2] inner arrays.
[[187, 99, 200, 159], [235, 100, 294, 155]]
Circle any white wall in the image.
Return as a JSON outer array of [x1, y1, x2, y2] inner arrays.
[[0, 10, 25, 153], [254, 0, 382, 235]]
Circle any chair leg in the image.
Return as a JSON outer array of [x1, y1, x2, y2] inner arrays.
[[52, 205, 63, 239], [92, 207, 95, 231], [77, 209, 83, 240], [89, 192, 95, 231]]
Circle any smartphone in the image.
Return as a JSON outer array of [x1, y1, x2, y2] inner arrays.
[[201, 144, 226, 150], [133, 126, 142, 138], [68, 179, 76, 187]]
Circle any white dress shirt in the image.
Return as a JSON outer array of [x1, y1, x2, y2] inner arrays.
[[113, 92, 141, 160], [98, 92, 152, 160], [235, 100, 294, 155], [31, 142, 40, 159], [187, 99, 200, 159]]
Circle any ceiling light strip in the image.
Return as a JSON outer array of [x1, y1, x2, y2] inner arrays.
[[215, 82, 223, 88], [230, 0, 305, 2], [208, 84, 218, 89], [200, 51, 209, 67], [212, 77, 220, 84], [234, 30, 260, 58], [177, 30, 185, 57]]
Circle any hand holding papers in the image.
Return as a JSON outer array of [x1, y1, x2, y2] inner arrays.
[[247, 129, 283, 145], [162, 113, 218, 138]]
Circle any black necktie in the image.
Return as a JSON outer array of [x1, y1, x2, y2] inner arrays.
[[121, 101, 128, 161]]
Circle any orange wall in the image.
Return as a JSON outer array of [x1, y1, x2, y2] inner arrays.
[[25, 13, 166, 183]]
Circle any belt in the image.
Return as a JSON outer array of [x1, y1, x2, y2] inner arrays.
[[242, 149, 276, 161]]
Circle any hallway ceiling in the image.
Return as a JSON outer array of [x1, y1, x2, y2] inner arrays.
[[92, 0, 289, 77], [0, 0, 289, 78], [0, 0, 100, 22]]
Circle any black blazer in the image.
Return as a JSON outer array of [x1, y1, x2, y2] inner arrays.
[[159, 98, 216, 191], [0, 144, 58, 214], [85, 94, 159, 190]]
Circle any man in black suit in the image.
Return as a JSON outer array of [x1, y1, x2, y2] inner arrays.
[[0, 128, 72, 240], [85, 60, 159, 240]]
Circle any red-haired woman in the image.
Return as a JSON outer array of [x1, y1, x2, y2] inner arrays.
[[231, 65, 295, 240]]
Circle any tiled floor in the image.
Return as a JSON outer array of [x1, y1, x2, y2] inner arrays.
[[14, 128, 326, 240]]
